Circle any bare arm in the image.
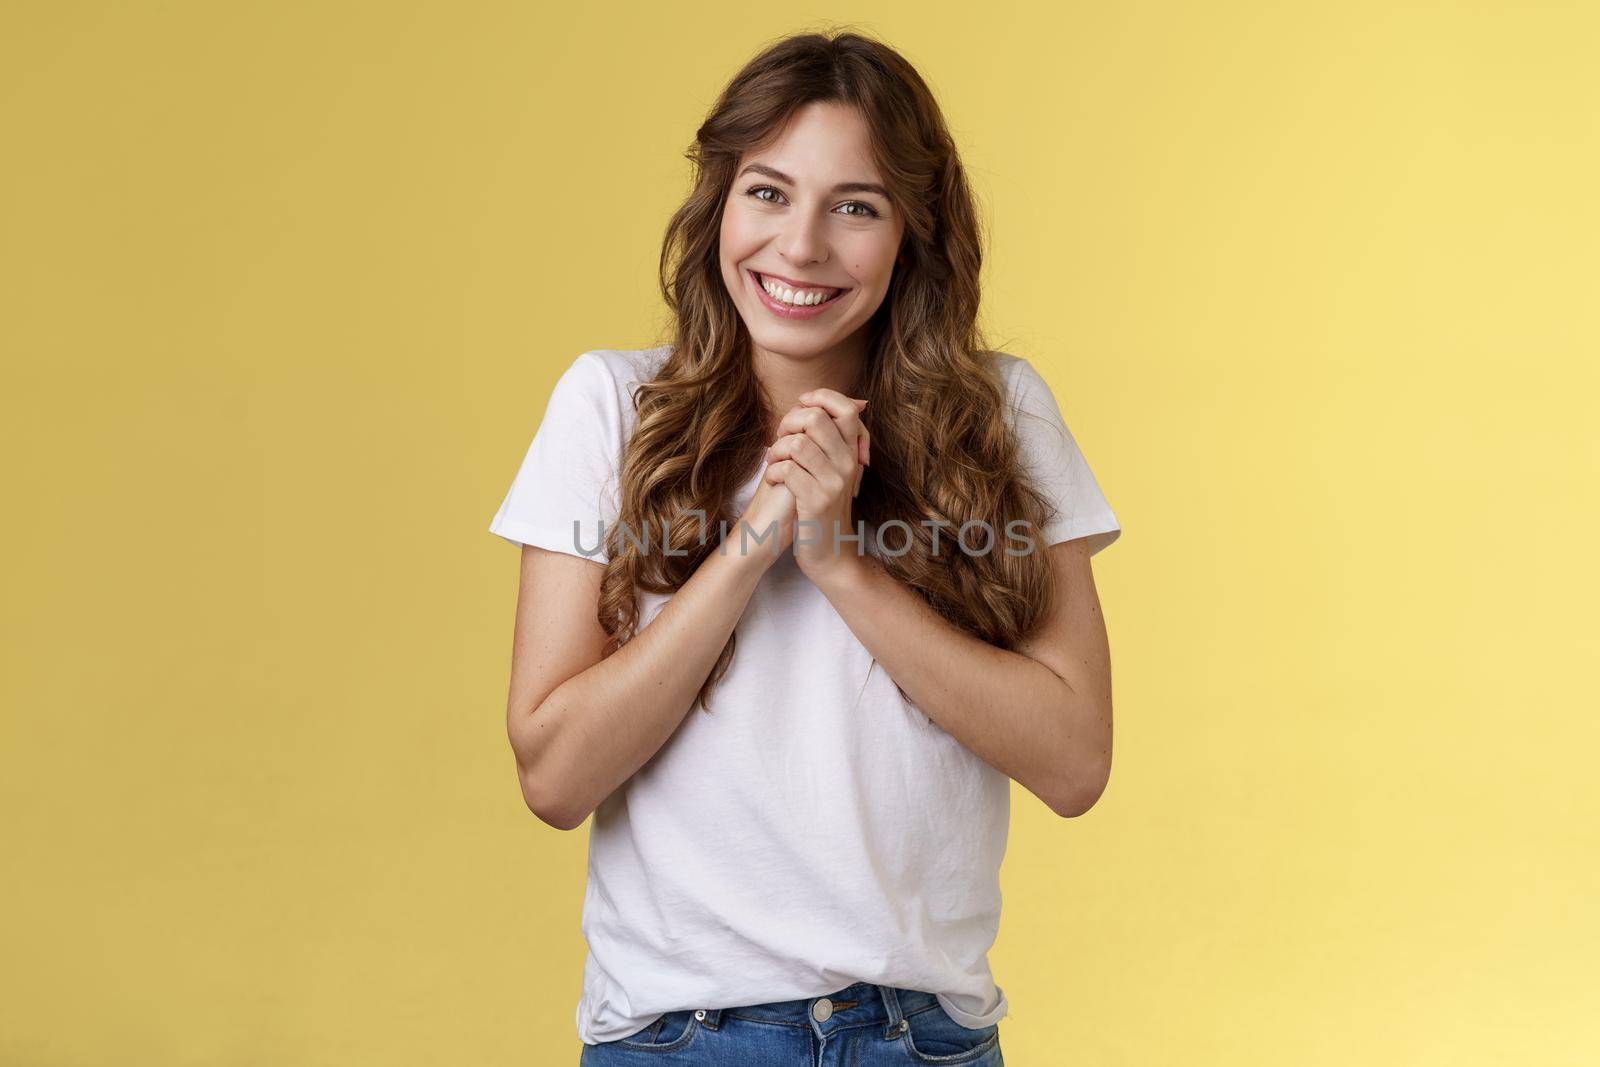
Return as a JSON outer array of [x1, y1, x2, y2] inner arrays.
[[763, 387, 1114, 818], [812, 536, 1114, 818], [502, 483, 796, 830]]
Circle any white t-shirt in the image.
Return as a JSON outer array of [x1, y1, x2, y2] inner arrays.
[[489, 345, 1121, 1045]]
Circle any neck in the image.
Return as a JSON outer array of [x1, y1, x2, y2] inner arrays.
[[749, 333, 868, 435]]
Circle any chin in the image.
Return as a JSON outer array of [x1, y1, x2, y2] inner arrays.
[[748, 328, 837, 358]]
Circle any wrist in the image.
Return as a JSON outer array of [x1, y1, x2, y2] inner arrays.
[[716, 517, 788, 570], [702, 534, 778, 591], [804, 549, 874, 597]]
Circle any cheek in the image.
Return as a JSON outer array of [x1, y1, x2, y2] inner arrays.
[[843, 234, 900, 288], [719, 225, 749, 290], [720, 207, 761, 257], [852, 255, 897, 290]]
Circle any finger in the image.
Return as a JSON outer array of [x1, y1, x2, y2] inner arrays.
[[775, 406, 853, 474], [770, 458, 824, 515], [777, 400, 855, 442], [798, 396, 869, 470], [814, 396, 869, 470], [786, 392, 866, 458], [766, 432, 834, 481], [797, 388, 867, 420]]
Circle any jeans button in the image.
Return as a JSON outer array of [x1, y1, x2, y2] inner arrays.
[[812, 998, 833, 1022]]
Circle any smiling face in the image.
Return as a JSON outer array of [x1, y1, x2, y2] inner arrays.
[[719, 101, 905, 367]]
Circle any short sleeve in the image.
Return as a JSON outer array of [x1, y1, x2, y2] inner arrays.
[[488, 352, 622, 563], [1004, 357, 1122, 557]]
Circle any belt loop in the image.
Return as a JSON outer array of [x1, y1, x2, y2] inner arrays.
[[697, 1007, 724, 1031], [879, 985, 908, 1040]]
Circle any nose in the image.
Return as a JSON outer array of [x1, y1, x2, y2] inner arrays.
[[777, 210, 828, 267]]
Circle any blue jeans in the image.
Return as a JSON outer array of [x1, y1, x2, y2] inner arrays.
[[577, 982, 1004, 1065]]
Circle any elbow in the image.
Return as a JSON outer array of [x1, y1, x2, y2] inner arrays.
[[1048, 757, 1111, 819], [1049, 703, 1112, 818], [1050, 784, 1106, 819], [518, 764, 590, 831], [509, 720, 590, 831], [535, 803, 590, 833]]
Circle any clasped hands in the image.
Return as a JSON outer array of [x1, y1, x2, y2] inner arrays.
[[747, 387, 872, 584]]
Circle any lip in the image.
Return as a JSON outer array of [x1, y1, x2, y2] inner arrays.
[[748, 269, 850, 320]]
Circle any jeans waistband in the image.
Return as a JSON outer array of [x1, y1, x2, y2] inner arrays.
[[695, 982, 941, 1040]]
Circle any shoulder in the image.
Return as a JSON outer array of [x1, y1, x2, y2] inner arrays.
[[984, 347, 1046, 390], [578, 344, 673, 392], [549, 344, 673, 420], [982, 348, 1058, 415], [983, 348, 1095, 459]]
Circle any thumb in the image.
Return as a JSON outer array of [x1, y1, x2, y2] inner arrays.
[[854, 397, 868, 410]]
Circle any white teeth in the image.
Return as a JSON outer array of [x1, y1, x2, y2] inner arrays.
[[759, 274, 836, 306]]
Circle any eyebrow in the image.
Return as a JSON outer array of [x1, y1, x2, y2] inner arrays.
[[737, 163, 891, 200]]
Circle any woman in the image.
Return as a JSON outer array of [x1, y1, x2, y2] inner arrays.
[[489, 29, 1121, 1066]]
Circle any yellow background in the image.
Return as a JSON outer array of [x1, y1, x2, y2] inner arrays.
[[3, 3, 1595, 1064]]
